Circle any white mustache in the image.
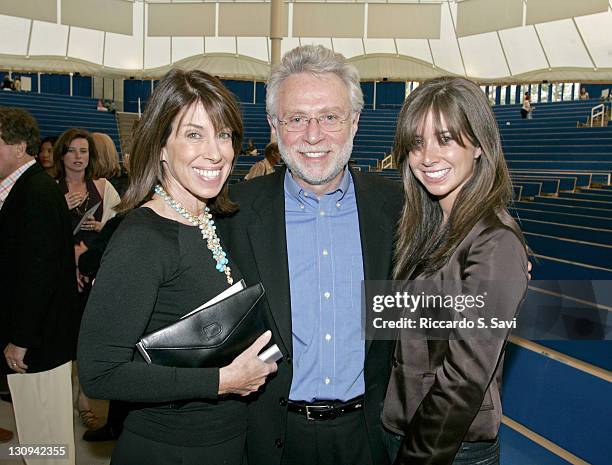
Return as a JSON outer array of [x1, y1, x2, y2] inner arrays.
[[294, 146, 332, 152]]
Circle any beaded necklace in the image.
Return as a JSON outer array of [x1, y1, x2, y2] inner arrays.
[[154, 184, 233, 285]]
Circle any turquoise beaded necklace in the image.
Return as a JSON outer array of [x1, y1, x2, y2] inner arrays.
[[154, 184, 233, 285]]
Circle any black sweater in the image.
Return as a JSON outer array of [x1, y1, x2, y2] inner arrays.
[[78, 214, 124, 277], [77, 207, 246, 446]]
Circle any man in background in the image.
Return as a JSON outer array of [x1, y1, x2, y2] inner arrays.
[[245, 142, 281, 180], [0, 107, 80, 464]]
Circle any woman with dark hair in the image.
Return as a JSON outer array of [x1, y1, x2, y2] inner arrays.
[[383, 77, 528, 465], [54, 128, 120, 244], [77, 69, 276, 465], [37, 136, 56, 177], [54, 128, 120, 430]]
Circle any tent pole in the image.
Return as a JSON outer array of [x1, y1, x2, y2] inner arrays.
[[269, 0, 283, 141], [270, 0, 283, 67]]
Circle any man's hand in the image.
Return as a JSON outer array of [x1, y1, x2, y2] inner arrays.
[[4, 343, 28, 373]]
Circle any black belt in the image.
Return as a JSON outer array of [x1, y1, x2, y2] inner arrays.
[[287, 396, 364, 421]]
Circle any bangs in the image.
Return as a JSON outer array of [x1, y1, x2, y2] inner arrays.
[[398, 85, 480, 156], [172, 97, 236, 136], [201, 92, 240, 134], [425, 100, 468, 148]]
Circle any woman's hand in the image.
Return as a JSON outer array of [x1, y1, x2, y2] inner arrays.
[[218, 331, 278, 396], [75, 240, 88, 263], [81, 216, 101, 232], [65, 191, 87, 210], [76, 269, 90, 293], [74, 241, 90, 292]]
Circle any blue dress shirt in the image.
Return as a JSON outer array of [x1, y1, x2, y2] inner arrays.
[[284, 168, 365, 402]]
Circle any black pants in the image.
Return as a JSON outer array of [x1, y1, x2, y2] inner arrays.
[[281, 410, 374, 465], [106, 400, 129, 434], [520, 109, 528, 119], [111, 429, 246, 465]]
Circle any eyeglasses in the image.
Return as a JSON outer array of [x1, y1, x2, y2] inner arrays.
[[275, 112, 354, 132]]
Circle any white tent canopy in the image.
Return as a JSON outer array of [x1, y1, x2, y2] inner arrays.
[[1, 0, 611, 83]]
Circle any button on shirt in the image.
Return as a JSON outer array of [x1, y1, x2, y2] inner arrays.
[[285, 168, 365, 402], [0, 160, 36, 210]]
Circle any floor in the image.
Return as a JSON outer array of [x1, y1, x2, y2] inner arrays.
[[0, 397, 114, 465], [1, 398, 575, 465]]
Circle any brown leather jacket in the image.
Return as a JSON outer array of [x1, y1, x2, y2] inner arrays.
[[383, 212, 528, 465]]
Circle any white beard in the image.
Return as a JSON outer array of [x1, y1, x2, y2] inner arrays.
[[277, 135, 354, 187]]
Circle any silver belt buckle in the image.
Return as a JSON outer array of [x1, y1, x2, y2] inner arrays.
[[305, 404, 330, 420]]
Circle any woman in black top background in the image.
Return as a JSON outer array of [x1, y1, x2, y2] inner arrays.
[[54, 127, 120, 430], [77, 69, 276, 465], [37, 135, 56, 177]]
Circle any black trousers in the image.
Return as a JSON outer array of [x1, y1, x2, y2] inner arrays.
[[111, 429, 246, 465], [281, 410, 374, 465], [106, 400, 129, 433]]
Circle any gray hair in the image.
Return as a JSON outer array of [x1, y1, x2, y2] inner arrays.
[[266, 45, 364, 117]]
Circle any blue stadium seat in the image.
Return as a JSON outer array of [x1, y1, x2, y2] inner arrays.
[[0, 91, 121, 153]]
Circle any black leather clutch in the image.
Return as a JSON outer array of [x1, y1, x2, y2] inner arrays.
[[136, 283, 266, 368]]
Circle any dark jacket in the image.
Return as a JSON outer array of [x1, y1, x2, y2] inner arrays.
[[78, 214, 125, 277], [383, 213, 529, 465], [0, 163, 79, 374], [218, 167, 404, 465]]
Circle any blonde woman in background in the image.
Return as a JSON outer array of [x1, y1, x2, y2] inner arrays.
[[91, 132, 128, 199]]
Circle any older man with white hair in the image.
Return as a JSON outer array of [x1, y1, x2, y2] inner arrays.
[[220, 45, 403, 465]]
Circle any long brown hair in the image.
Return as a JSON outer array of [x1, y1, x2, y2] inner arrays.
[[393, 76, 522, 279], [118, 69, 242, 215], [53, 128, 97, 181]]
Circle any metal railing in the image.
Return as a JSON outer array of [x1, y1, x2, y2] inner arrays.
[[590, 104, 606, 127], [380, 153, 394, 170]]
